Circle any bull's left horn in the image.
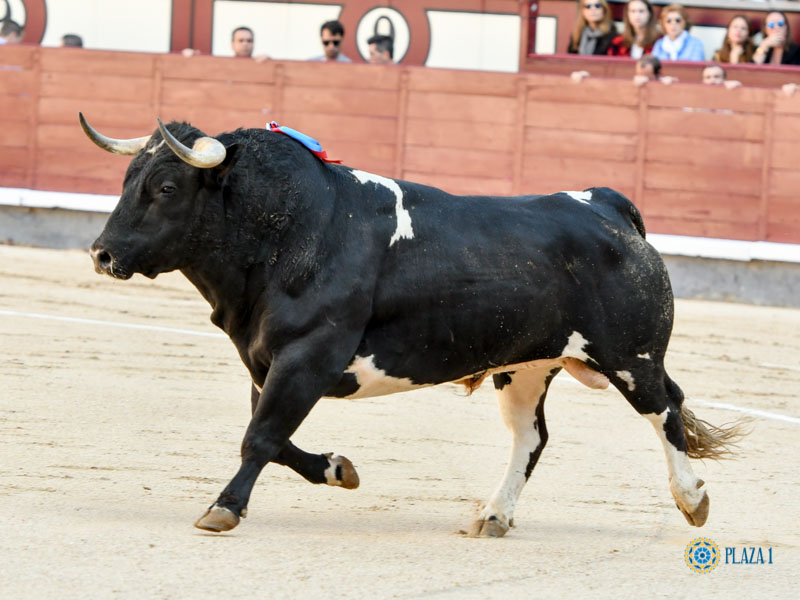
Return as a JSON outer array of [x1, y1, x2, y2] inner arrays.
[[156, 118, 226, 169], [79, 112, 151, 155]]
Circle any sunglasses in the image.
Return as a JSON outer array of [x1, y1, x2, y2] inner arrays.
[[323, 39, 341, 46], [583, 3, 603, 8], [767, 21, 786, 29], [666, 17, 682, 24]]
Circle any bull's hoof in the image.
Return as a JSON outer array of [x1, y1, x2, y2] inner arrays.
[[468, 515, 510, 538], [324, 454, 360, 489], [678, 491, 710, 527], [194, 505, 240, 532]]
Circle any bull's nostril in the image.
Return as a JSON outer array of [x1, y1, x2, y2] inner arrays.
[[97, 250, 112, 268], [90, 247, 114, 274]]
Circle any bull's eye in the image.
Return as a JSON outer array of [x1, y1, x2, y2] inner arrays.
[[160, 184, 176, 195]]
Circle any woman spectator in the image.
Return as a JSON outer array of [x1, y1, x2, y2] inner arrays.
[[651, 4, 705, 61], [567, 0, 617, 56], [608, 0, 660, 58], [713, 15, 755, 63], [752, 11, 800, 66]]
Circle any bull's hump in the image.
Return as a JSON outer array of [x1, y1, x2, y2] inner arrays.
[[350, 169, 414, 246]]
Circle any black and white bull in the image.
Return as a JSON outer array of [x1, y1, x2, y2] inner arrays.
[[80, 113, 741, 536]]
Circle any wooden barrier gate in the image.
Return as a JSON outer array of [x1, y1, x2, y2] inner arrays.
[[2, 45, 799, 243]]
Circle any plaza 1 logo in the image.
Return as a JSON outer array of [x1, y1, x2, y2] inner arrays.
[[685, 538, 774, 573], [685, 538, 721, 574]]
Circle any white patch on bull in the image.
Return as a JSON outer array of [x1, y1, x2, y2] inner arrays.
[[616, 370, 636, 391], [637, 353, 651, 360], [323, 455, 345, 486], [343, 354, 423, 398], [146, 140, 166, 155], [560, 331, 592, 362], [351, 169, 414, 246], [561, 190, 592, 204]]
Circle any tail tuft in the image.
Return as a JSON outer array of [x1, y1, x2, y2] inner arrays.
[[681, 405, 751, 460]]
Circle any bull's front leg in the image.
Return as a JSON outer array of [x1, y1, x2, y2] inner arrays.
[[195, 337, 357, 532], [247, 385, 360, 490]]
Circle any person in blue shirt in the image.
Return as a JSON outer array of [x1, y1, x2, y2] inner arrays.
[[652, 4, 705, 61]]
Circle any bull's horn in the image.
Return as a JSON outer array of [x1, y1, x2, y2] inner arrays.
[[79, 112, 151, 155], [156, 118, 226, 168]]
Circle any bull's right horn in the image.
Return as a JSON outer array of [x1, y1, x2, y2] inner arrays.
[[156, 118, 226, 169], [79, 112, 151, 155]]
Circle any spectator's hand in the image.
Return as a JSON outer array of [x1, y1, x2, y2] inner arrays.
[[724, 80, 742, 90], [632, 75, 650, 87], [782, 83, 798, 97], [570, 70, 590, 83], [181, 48, 200, 57], [253, 54, 271, 63], [660, 76, 678, 85]]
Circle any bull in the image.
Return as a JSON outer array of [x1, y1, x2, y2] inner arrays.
[[79, 113, 742, 536]]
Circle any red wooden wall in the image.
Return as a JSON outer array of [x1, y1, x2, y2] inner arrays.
[[2, 46, 799, 243]]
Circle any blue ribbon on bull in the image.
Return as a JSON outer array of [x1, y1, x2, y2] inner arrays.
[[267, 121, 341, 163]]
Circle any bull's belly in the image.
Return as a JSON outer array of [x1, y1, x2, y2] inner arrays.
[[329, 351, 608, 400]]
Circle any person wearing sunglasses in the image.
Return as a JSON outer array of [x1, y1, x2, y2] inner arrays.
[[608, 0, 660, 58], [753, 12, 800, 66], [310, 20, 352, 63], [567, 0, 616, 55], [651, 4, 705, 61], [713, 15, 755, 64]]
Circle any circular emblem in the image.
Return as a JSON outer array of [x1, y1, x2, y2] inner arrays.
[[355, 7, 411, 63], [685, 537, 720, 574]]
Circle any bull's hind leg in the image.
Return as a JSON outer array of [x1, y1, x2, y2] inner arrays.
[[612, 366, 709, 527], [470, 366, 558, 537]]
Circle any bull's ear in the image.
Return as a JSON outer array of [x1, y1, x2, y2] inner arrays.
[[209, 143, 241, 186]]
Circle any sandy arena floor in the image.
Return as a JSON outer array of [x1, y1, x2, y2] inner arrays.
[[1, 244, 798, 599]]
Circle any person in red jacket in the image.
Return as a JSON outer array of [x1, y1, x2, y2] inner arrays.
[[608, 0, 660, 58]]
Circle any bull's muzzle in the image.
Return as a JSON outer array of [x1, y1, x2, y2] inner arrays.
[[90, 245, 119, 278]]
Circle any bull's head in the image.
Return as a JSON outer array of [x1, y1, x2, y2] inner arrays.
[[80, 113, 237, 279]]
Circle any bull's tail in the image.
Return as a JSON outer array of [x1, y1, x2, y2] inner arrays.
[[666, 375, 750, 460]]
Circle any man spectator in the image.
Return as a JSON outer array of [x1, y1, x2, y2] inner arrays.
[[61, 33, 83, 48], [701, 64, 741, 90], [182, 26, 267, 60], [230, 26, 255, 58], [310, 20, 351, 62], [367, 34, 393, 64], [0, 19, 22, 44]]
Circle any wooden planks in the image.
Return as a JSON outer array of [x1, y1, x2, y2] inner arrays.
[[1, 45, 800, 244]]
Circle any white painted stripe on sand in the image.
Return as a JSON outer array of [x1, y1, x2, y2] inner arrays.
[[0, 310, 226, 339], [3, 309, 798, 424], [690, 398, 800, 424]]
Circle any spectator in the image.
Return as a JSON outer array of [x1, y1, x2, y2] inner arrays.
[[182, 26, 267, 60], [608, 0, 660, 58], [310, 20, 351, 63], [632, 54, 676, 85], [651, 4, 705, 61], [61, 33, 83, 48], [713, 15, 754, 64], [752, 12, 800, 66], [230, 26, 255, 58], [0, 18, 22, 44], [368, 34, 393, 64], [567, 0, 616, 55], [701, 65, 741, 89]]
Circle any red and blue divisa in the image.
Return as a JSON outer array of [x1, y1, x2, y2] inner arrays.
[[267, 121, 341, 163]]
